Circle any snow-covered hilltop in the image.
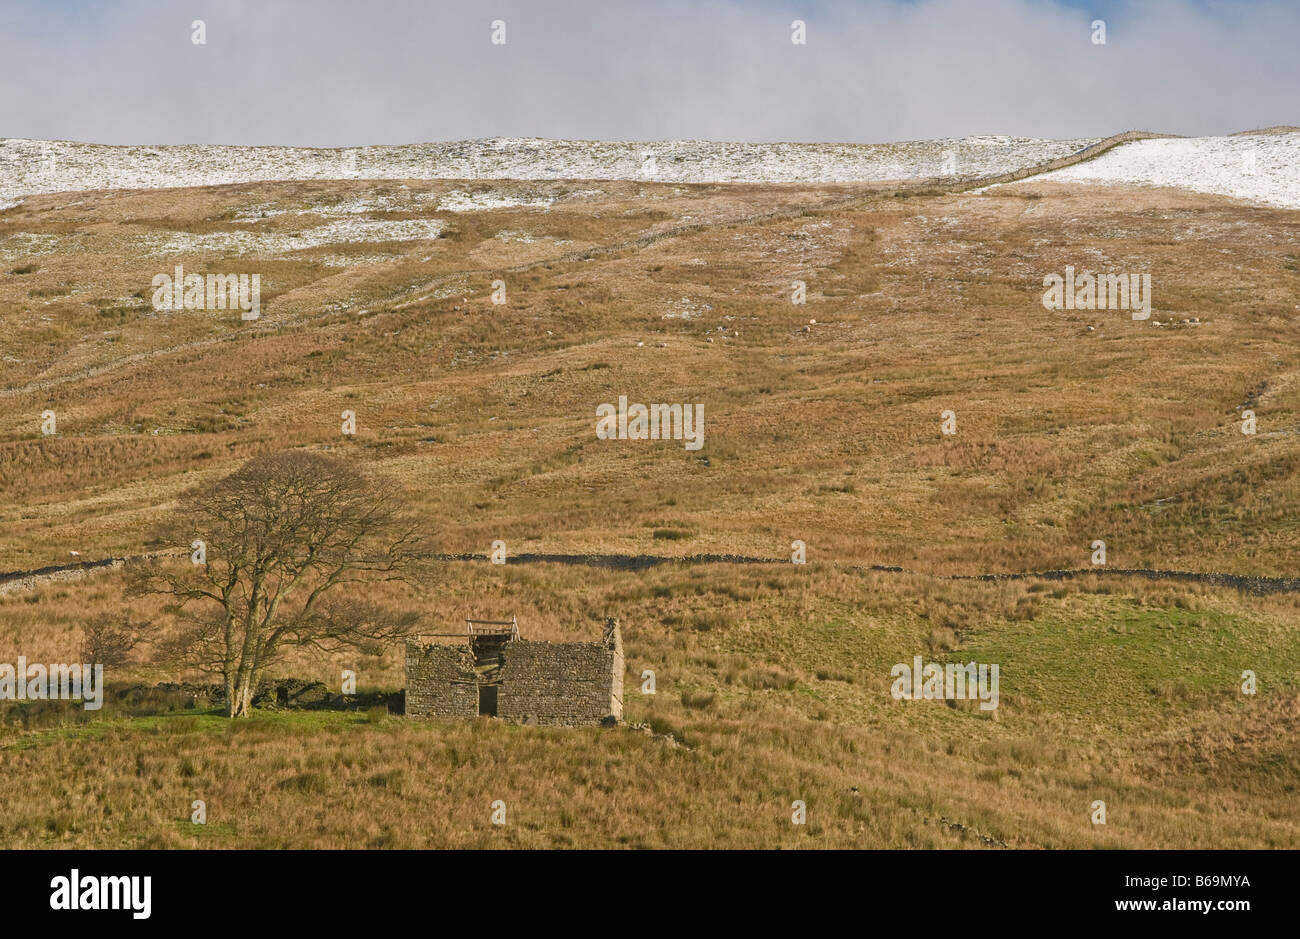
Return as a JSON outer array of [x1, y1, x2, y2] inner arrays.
[[0, 135, 1097, 203], [1, 131, 1297, 210], [1025, 133, 1300, 211]]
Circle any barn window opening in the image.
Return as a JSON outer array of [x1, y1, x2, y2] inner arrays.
[[479, 684, 498, 717]]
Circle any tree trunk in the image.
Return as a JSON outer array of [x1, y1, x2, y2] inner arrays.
[[229, 667, 256, 717]]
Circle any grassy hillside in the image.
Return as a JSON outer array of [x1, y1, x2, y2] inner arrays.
[[1, 174, 1297, 847]]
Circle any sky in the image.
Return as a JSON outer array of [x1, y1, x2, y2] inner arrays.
[[1, 0, 1296, 146]]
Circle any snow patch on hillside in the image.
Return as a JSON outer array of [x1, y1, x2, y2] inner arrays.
[[140, 218, 445, 257], [436, 190, 553, 212], [1023, 134, 1300, 209], [0, 232, 58, 262]]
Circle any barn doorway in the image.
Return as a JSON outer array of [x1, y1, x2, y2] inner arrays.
[[479, 684, 498, 717]]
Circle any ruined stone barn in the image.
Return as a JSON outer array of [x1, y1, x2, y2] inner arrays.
[[405, 616, 623, 725]]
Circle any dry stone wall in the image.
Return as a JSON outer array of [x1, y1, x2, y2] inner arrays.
[[495, 640, 619, 725], [404, 642, 478, 718]]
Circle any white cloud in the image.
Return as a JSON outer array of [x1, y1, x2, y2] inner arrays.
[[0, 0, 1295, 145]]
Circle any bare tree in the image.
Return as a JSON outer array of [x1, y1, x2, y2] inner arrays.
[[82, 615, 143, 667], [140, 451, 418, 717]]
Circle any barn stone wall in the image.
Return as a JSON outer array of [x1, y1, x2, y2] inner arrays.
[[404, 642, 478, 719], [609, 620, 624, 720], [404, 619, 623, 725], [495, 639, 619, 724]]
